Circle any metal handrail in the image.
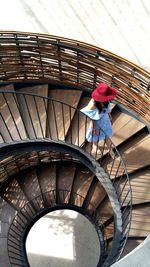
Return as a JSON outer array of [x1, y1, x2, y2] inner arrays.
[[0, 91, 132, 265], [7, 189, 105, 267]]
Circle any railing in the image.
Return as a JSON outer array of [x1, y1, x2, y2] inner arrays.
[[0, 91, 132, 265], [7, 189, 105, 267], [0, 31, 149, 123]]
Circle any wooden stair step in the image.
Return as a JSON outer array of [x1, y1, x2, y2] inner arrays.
[[56, 162, 76, 203], [83, 178, 106, 212], [95, 198, 113, 224], [16, 169, 41, 202], [46, 89, 82, 140], [36, 164, 56, 194], [121, 134, 150, 173], [112, 111, 145, 146], [117, 167, 150, 205], [129, 206, 150, 237], [106, 133, 150, 178], [70, 164, 94, 207], [16, 85, 48, 138], [0, 84, 27, 142], [66, 96, 90, 146], [103, 157, 125, 180], [104, 222, 114, 239], [1, 178, 28, 210]]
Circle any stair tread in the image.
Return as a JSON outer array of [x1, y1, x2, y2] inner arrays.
[[122, 134, 150, 173], [107, 134, 150, 179], [112, 111, 145, 146], [71, 165, 94, 199], [96, 199, 113, 224], [17, 169, 41, 201], [36, 164, 57, 193], [2, 178, 29, 210], [57, 162, 76, 191], [104, 222, 114, 239], [84, 178, 106, 211], [118, 167, 150, 205], [57, 162, 77, 203], [17, 84, 48, 138], [47, 89, 82, 140], [129, 206, 150, 237], [0, 84, 27, 142], [66, 96, 90, 146]]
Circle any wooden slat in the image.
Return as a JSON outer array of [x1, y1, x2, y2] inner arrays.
[[36, 164, 56, 194], [112, 111, 145, 146], [107, 134, 150, 179], [17, 169, 41, 202], [0, 32, 149, 124], [105, 222, 114, 239], [122, 135, 150, 173], [95, 198, 113, 224], [66, 96, 90, 146], [117, 168, 150, 205], [1, 178, 28, 210], [83, 178, 106, 212], [46, 89, 82, 140], [0, 84, 27, 142], [17, 85, 48, 138], [57, 162, 76, 203], [70, 164, 94, 207], [129, 206, 150, 237]]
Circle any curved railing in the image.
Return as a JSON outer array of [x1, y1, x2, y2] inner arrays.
[[7, 189, 105, 267], [0, 31, 149, 123], [0, 91, 132, 265]]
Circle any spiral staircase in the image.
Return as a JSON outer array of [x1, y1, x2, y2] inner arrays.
[[0, 32, 150, 267]]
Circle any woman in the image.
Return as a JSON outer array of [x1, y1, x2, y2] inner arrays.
[[81, 82, 117, 156]]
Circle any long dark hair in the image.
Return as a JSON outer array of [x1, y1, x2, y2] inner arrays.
[[95, 101, 109, 113]]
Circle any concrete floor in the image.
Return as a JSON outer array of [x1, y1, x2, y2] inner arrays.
[[26, 209, 100, 267], [111, 235, 150, 267]]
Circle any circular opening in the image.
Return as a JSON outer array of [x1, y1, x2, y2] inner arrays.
[[26, 209, 101, 267]]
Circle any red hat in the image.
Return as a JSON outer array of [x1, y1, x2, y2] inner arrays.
[[92, 82, 117, 102]]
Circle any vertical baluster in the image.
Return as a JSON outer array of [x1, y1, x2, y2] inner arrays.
[[52, 100, 59, 140], [61, 103, 65, 140], [23, 94, 37, 139], [44, 97, 52, 139], [33, 95, 44, 138]]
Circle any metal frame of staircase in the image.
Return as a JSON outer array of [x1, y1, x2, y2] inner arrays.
[[0, 31, 149, 267], [0, 92, 131, 266], [7, 190, 106, 267]]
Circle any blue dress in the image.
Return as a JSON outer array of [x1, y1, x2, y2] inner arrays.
[[80, 105, 112, 142]]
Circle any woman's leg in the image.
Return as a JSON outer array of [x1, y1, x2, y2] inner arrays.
[[91, 141, 102, 155]]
